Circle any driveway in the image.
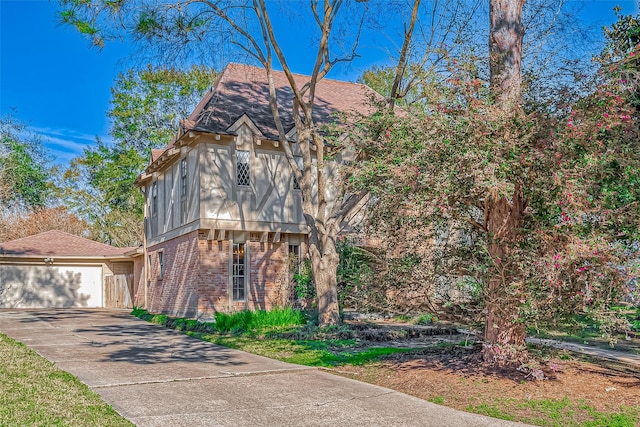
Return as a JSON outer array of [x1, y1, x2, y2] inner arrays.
[[0, 309, 529, 426]]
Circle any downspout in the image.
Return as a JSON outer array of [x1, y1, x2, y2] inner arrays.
[[141, 186, 149, 309]]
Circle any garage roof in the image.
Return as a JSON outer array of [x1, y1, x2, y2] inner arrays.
[[0, 230, 133, 257]]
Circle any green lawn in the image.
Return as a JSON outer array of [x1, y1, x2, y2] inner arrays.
[[0, 333, 132, 427]]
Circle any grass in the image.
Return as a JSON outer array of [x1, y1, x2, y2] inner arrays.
[[528, 307, 640, 355], [132, 307, 421, 367], [0, 332, 132, 427], [131, 308, 640, 426], [464, 396, 638, 427]]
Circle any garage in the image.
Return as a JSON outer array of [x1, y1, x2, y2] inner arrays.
[[0, 230, 136, 309], [0, 264, 104, 308]]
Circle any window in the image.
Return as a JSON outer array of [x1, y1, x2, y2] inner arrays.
[[236, 150, 250, 186], [180, 159, 187, 196], [158, 252, 164, 279], [151, 182, 158, 217], [148, 254, 153, 276], [289, 244, 301, 274], [292, 156, 303, 190], [181, 199, 187, 224], [232, 243, 246, 301]]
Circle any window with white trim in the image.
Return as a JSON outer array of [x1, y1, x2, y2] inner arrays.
[[180, 158, 187, 196], [232, 243, 246, 301], [292, 156, 303, 190], [158, 251, 164, 279], [236, 150, 250, 186], [151, 182, 158, 216], [288, 244, 301, 274]]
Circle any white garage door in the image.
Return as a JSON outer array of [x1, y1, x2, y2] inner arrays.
[[0, 265, 103, 308]]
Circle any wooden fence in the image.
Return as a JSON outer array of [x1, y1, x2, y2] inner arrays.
[[105, 274, 134, 308]]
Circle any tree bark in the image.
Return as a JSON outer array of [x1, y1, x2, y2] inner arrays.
[[484, 187, 527, 362], [484, 0, 527, 363], [309, 239, 341, 326], [489, 0, 525, 111]]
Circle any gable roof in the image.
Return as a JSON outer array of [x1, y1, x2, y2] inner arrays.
[[185, 63, 380, 140], [0, 230, 133, 257], [142, 63, 381, 172]]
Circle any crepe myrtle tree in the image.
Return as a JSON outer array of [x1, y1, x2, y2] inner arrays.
[[59, 0, 420, 326], [351, 2, 640, 363]]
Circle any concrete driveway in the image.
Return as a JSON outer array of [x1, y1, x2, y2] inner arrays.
[[0, 309, 530, 426]]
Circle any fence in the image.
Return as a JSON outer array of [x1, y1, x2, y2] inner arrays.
[[105, 274, 134, 308]]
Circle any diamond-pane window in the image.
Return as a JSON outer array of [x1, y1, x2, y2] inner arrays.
[[236, 150, 250, 186]]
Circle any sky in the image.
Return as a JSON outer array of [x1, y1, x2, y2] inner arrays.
[[0, 0, 638, 167]]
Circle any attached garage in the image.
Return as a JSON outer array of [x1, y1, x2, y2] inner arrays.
[[0, 264, 104, 308], [0, 230, 136, 309]]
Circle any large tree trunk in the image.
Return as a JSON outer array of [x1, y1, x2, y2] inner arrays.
[[489, 0, 525, 111], [309, 236, 341, 327], [484, 0, 527, 363], [484, 187, 527, 362]]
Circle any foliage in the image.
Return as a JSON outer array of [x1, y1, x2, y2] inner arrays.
[[0, 333, 132, 427], [0, 206, 89, 243], [213, 308, 307, 335], [336, 239, 383, 311], [293, 258, 316, 303], [131, 308, 419, 367], [0, 115, 51, 212], [349, 45, 640, 340], [60, 65, 216, 246], [108, 64, 216, 153]]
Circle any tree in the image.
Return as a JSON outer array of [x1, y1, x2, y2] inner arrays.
[[58, 0, 387, 326], [61, 65, 216, 246], [483, 0, 527, 362], [351, 4, 640, 364], [109, 64, 216, 152], [0, 207, 89, 242], [0, 115, 51, 212]]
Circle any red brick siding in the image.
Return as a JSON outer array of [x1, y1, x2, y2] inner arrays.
[[145, 232, 291, 318], [196, 239, 230, 316], [147, 230, 200, 318], [246, 241, 287, 310], [132, 255, 145, 307]]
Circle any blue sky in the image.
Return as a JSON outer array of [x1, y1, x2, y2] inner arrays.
[[0, 0, 637, 167]]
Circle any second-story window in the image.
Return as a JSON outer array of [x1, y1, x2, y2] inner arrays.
[[236, 150, 250, 186], [292, 156, 303, 190], [151, 182, 158, 216], [180, 159, 187, 196]]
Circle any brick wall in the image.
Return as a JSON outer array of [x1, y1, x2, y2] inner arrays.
[[132, 255, 145, 307], [145, 232, 291, 319], [196, 239, 230, 317], [147, 230, 200, 318], [247, 241, 287, 311]]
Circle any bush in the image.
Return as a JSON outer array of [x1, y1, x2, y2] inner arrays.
[[214, 308, 306, 334]]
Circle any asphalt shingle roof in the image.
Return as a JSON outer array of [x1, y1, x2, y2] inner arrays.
[[185, 63, 379, 139], [0, 230, 132, 257]]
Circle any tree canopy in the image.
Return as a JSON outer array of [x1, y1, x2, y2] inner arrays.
[[0, 115, 51, 212], [61, 65, 216, 246], [349, 8, 640, 362]]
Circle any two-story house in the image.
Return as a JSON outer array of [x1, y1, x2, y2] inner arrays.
[[135, 63, 377, 319]]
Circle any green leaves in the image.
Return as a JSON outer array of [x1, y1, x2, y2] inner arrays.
[[0, 116, 51, 211], [59, 65, 216, 246], [349, 40, 640, 331]]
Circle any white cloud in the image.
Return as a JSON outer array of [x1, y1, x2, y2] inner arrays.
[[31, 126, 114, 167]]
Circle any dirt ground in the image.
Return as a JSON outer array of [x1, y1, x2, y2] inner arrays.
[[331, 319, 640, 424]]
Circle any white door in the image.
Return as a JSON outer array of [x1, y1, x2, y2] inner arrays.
[[0, 265, 103, 308]]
